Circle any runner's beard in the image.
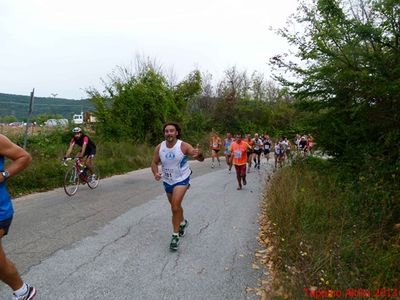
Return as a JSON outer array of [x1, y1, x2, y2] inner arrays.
[[166, 135, 175, 142]]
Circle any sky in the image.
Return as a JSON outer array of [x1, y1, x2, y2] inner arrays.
[[0, 0, 299, 99]]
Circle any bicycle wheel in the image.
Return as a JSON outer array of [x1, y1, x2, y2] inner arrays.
[[87, 166, 100, 189], [64, 166, 80, 196]]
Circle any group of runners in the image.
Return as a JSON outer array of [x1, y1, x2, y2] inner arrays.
[[208, 132, 315, 184]]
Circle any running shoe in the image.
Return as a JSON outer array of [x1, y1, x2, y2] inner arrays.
[[179, 219, 189, 237], [170, 235, 180, 251], [13, 284, 36, 300]]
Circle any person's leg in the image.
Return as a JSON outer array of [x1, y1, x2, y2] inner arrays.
[[225, 154, 232, 172], [247, 153, 252, 172], [234, 165, 242, 190], [211, 150, 215, 167], [170, 186, 189, 233], [225, 154, 229, 166], [85, 156, 93, 172], [241, 165, 247, 185], [0, 232, 24, 290]]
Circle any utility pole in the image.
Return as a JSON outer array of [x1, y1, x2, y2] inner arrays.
[[23, 88, 35, 149]]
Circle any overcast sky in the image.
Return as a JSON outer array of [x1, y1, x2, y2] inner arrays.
[[0, 0, 298, 99]]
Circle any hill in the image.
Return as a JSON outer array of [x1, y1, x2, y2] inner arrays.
[[0, 93, 94, 120]]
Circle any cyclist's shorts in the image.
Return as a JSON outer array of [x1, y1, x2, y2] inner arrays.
[[85, 150, 96, 158], [163, 176, 191, 193], [0, 217, 13, 237]]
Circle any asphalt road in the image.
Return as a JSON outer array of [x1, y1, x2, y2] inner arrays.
[[0, 158, 274, 300]]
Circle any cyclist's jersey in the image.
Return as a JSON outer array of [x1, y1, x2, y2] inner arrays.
[[159, 139, 191, 185], [230, 141, 248, 166], [224, 138, 233, 155], [69, 135, 96, 156], [252, 138, 263, 151], [0, 155, 13, 221]]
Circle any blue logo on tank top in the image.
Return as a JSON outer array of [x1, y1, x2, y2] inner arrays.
[[166, 152, 175, 160]]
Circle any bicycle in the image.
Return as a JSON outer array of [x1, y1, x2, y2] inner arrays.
[[63, 157, 99, 196]]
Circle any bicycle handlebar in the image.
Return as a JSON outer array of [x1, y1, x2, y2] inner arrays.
[[62, 157, 82, 166]]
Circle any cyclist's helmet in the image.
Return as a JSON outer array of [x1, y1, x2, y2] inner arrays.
[[72, 127, 82, 133]]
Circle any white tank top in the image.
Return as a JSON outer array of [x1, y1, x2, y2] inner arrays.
[[159, 139, 191, 185]]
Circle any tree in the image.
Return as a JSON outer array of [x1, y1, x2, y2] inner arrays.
[[87, 60, 181, 142], [271, 0, 400, 161], [216, 66, 251, 100]]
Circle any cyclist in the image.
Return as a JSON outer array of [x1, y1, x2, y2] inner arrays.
[[0, 134, 36, 300], [64, 127, 96, 180], [151, 122, 204, 251]]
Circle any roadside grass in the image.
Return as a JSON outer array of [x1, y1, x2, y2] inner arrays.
[[5, 129, 154, 197], [262, 157, 400, 299]]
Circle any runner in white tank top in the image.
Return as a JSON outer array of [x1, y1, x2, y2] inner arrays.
[[159, 139, 191, 185], [151, 122, 204, 251]]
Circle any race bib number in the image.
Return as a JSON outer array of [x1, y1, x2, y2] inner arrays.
[[234, 150, 242, 159], [163, 168, 173, 179]]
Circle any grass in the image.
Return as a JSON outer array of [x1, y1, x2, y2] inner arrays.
[[262, 157, 400, 299]]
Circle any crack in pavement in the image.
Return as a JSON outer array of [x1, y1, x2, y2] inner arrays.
[[56, 211, 156, 286], [229, 249, 238, 280], [57, 224, 134, 286], [197, 222, 210, 235], [159, 259, 170, 280]]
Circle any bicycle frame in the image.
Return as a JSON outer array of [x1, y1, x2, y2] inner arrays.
[[63, 158, 99, 196]]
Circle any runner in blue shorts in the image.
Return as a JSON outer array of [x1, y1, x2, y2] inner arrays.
[[151, 122, 204, 251]]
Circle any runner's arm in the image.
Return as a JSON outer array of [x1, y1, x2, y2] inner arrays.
[[182, 142, 204, 161], [151, 144, 162, 181], [0, 134, 32, 182]]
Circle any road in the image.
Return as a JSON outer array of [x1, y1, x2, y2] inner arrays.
[[0, 158, 274, 300]]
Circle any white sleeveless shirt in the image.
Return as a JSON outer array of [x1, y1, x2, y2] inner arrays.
[[159, 139, 191, 185]]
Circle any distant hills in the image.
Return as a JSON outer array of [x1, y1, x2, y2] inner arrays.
[[0, 93, 95, 120]]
